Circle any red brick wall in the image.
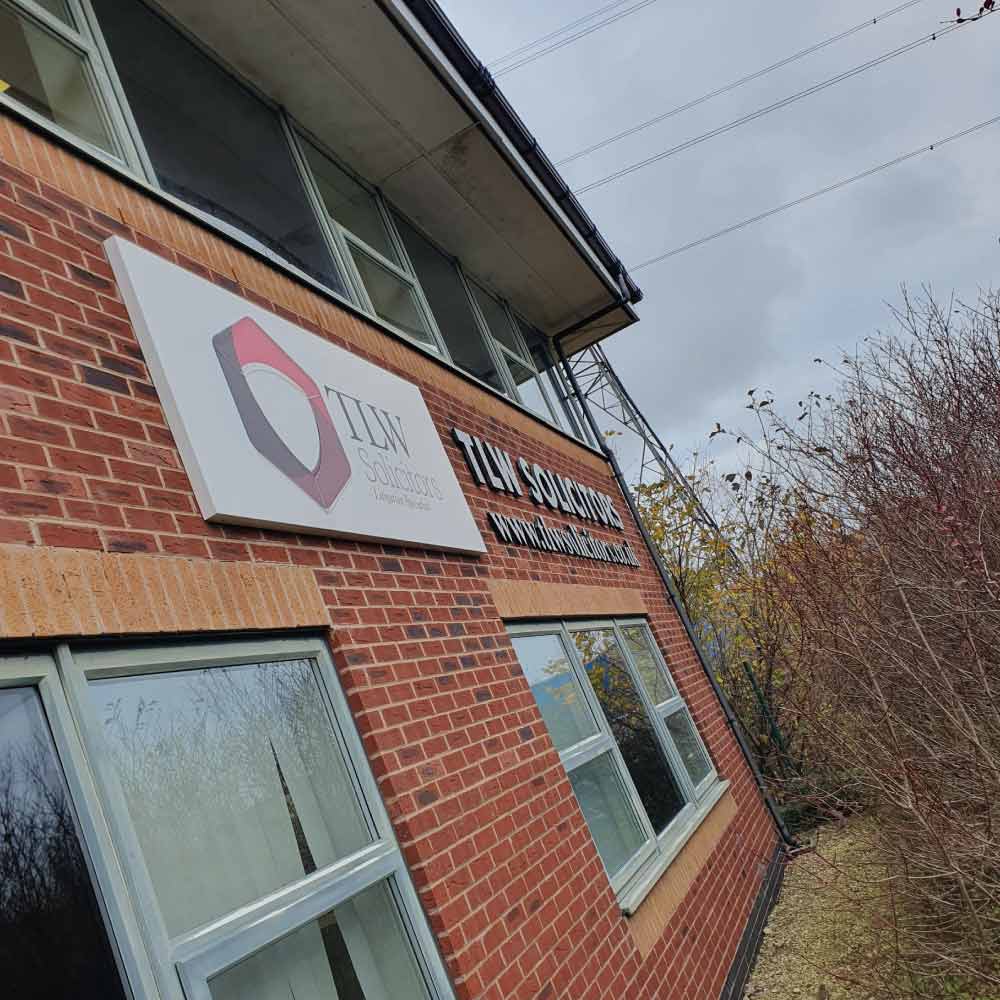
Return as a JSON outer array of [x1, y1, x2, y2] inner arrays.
[[0, 117, 778, 1000]]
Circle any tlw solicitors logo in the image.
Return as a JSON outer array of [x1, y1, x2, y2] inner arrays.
[[214, 317, 352, 509]]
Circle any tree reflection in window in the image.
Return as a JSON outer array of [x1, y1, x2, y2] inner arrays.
[[571, 629, 685, 834], [0, 688, 127, 999]]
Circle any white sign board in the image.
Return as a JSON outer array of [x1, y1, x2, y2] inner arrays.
[[106, 238, 486, 554]]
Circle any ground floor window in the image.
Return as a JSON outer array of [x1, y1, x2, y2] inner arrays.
[[508, 618, 721, 906], [0, 636, 454, 1000]]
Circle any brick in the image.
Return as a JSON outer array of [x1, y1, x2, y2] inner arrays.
[[7, 415, 71, 447], [0, 319, 37, 346], [25, 284, 84, 321], [45, 272, 99, 307], [0, 491, 62, 517], [50, 448, 109, 477], [99, 352, 145, 378], [104, 530, 157, 554], [64, 499, 124, 527], [21, 469, 85, 498], [109, 458, 161, 486], [38, 523, 102, 550], [0, 274, 24, 298], [72, 428, 126, 457], [0, 215, 29, 242], [0, 517, 33, 545], [15, 345, 75, 378], [0, 363, 54, 394], [81, 364, 130, 396], [36, 397, 94, 428], [66, 264, 114, 293]]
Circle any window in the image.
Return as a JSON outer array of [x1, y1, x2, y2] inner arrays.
[[90, 0, 346, 293], [393, 215, 507, 393], [0, 0, 130, 159], [299, 138, 440, 352], [0, 681, 128, 998], [514, 316, 595, 442], [0, 637, 454, 1000], [469, 284, 566, 428], [508, 619, 720, 908]]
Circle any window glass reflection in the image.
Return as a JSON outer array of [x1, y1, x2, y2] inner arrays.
[[0, 687, 127, 999], [90, 658, 371, 936], [511, 633, 598, 752], [666, 710, 712, 788], [571, 629, 686, 834], [621, 625, 674, 706]]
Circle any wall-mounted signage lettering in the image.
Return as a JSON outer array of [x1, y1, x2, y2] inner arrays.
[[451, 428, 640, 569], [106, 238, 485, 554]]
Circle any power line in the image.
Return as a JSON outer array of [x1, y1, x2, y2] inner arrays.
[[487, 0, 638, 70], [630, 112, 1000, 271], [556, 0, 925, 167], [574, 16, 980, 195], [493, 0, 658, 79]]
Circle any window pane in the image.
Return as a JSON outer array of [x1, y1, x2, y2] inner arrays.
[[0, 687, 127, 999], [303, 142, 400, 265], [572, 629, 686, 834], [394, 217, 506, 391], [35, 0, 74, 27], [350, 247, 437, 348], [90, 658, 371, 936], [0, 8, 115, 153], [666, 710, 712, 788], [568, 752, 646, 879], [506, 356, 554, 423], [471, 284, 521, 355], [518, 322, 565, 430], [92, 0, 345, 292], [622, 625, 674, 706], [511, 633, 598, 752], [209, 880, 430, 1000]]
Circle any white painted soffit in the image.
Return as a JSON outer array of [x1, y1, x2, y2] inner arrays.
[[152, 0, 634, 342]]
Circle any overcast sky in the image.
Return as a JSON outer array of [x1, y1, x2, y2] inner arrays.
[[438, 0, 999, 480]]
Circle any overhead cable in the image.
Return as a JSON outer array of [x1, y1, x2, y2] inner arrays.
[[574, 17, 980, 195], [556, 0, 925, 167], [487, 0, 639, 70], [630, 113, 1000, 271], [493, 0, 658, 78]]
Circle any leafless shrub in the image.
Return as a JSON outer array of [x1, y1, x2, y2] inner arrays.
[[728, 288, 1000, 995]]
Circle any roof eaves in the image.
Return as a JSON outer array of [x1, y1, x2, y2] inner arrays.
[[392, 0, 643, 308]]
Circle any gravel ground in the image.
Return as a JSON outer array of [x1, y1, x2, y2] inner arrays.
[[745, 822, 884, 1000]]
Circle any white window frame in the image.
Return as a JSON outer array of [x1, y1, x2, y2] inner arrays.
[[0, 635, 455, 1000], [0, 0, 150, 173], [288, 126, 448, 358], [507, 618, 726, 914], [466, 280, 566, 428]]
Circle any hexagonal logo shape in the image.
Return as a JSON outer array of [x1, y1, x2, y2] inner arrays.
[[213, 317, 351, 509]]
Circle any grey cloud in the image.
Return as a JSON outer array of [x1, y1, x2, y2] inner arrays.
[[440, 0, 1000, 469]]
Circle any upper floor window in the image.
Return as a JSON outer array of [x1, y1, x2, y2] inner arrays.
[[0, 0, 124, 157], [0, 0, 599, 446], [301, 138, 440, 353], [469, 284, 565, 429], [90, 0, 346, 294], [508, 619, 720, 909]]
